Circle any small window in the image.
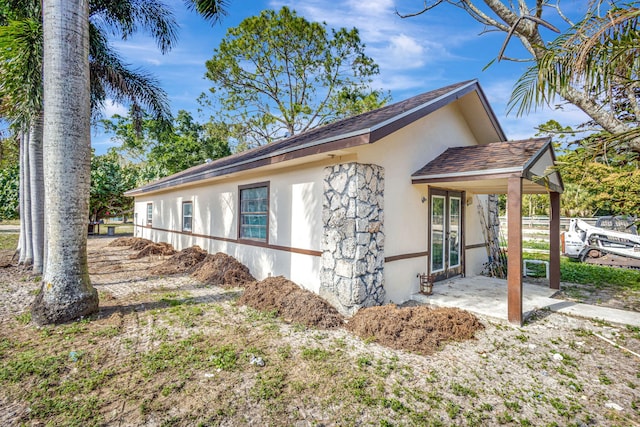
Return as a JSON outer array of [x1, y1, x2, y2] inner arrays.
[[239, 183, 269, 242], [146, 203, 153, 224], [182, 201, 193, 232]]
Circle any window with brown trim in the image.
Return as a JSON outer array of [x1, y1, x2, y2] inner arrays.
[[182, 201, 193, 232], [238, 182, 269, 242], [146, 203, 153, 225]]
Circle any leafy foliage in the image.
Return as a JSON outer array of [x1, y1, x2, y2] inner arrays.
[[90, 150, 139, 220], [103, 109, 231, 179], [558, 152, 639, 217], [202, 6, 387, 149], [0, 161, 18, 220]]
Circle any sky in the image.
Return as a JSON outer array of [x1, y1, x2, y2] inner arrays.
[[92, 0, 592, 154]]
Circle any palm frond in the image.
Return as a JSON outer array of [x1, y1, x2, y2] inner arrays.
[[184, 0, 228, 24]]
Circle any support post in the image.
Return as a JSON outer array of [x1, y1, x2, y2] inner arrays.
[[549, 191, 561, 290], [507, 176, 523, 325]]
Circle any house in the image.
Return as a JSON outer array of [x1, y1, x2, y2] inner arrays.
[[125, 80, 564, 325]]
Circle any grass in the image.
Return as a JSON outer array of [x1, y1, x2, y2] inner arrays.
[[0, 295, 636, 427], [92, 223, 133, 236], [0, 232, 19, 251], [524, 252, 640, 290]]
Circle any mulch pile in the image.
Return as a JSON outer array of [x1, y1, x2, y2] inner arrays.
[[108, 237, 145, 247], [191, 252, 255, 287], [106, 237, 176, 259], [128, 242, 175, 259], [239, 276, 344, 329], [346, 304, 484, 355], [150, 246, 208, 275]]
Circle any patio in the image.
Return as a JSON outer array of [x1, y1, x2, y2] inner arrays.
[[411, 275, 640, 327]]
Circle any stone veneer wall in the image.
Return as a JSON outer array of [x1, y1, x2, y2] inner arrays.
[[319, 163, 385, 316]]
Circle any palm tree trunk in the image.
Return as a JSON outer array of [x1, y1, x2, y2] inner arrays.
[[22, 131, 33, 266], [32, 0, 98, 325], [17, 132, 25, 262], [29, 111, 45, 275]]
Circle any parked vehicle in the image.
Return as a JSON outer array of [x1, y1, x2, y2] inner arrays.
[[562, 217, 640, 268]]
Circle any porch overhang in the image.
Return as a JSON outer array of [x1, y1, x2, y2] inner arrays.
[[411, 138, 563, 326], [411, 137, 564, 194]]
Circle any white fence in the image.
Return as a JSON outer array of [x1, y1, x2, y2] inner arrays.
[[499, 217, 598, 232]]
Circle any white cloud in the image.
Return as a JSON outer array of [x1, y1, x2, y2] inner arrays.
[[100, 99, 128, 119], [378, 34, 425, 69]]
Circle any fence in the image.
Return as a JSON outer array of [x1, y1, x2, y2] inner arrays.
[[499, 217, 598, 231]]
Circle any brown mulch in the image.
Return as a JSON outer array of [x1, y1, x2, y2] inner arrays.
[[190, 252, 255, 288], [150, 246, 208, 275], [346, 304, 484, 355], [239, 276, 345, 329], [128, 242, 175, 259], [108, 237, 149, 247], [129, 239, 157, 251]]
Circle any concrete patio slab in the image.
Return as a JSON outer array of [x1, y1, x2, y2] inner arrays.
[[411, 275, 640, 327]]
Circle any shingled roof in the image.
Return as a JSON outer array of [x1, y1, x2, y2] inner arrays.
[[126, 79, 505, 196], [412, 138, 564, 193]]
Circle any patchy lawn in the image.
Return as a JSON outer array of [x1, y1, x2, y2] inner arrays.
[[0, 238, 638, 426]]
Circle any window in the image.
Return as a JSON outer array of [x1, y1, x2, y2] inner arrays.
[[182, 201, 193, 232], [146, 203, 153, 225], [239, 183, 269, 242]]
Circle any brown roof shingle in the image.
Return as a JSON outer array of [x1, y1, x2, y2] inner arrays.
[[412, 138, 551, 178], [126, 80, 503, 196]]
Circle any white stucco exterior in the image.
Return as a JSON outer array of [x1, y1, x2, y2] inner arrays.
[[132, 91, 495, 305]]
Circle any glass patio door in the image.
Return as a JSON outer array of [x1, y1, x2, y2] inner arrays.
[[430, 190, 463, 281]]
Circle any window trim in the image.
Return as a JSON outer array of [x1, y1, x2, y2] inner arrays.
[[238, 181, 270, 244], [146, 203, 153, 225], [182, 200, 193, 233]]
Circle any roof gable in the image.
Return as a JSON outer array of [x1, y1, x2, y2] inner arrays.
[[126, 80, 505, 196]]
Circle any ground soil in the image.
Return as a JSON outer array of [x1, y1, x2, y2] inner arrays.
[[0, 237, 639, 426]]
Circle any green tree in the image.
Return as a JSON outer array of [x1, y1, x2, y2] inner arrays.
[[399, 1, 640, 154], [536, 119, 639, 217], [90, 149, 139, 222], [202, 6, 387, 149], [0, 0, 175, 273], [104, 109, 232, 178], [0, 161, 19, 220]]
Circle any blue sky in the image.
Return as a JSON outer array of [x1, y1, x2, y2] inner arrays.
[[92, 0, 591, 154]]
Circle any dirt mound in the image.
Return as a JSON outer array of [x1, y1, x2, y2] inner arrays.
[[239, 276, 344, 329], [191, 252, 255, 287], [129, 238, 156, 251], [128, 242, 175, 259], [150, 246, 208, 275], [108, 237, 148, 247], [347, 305, 484, 355]]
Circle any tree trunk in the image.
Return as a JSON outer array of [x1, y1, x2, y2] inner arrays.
[[29, 111, 45, 275], [32, 0, 98, 325], [22, 131, 33, 266], [17, 132, 25, 262]]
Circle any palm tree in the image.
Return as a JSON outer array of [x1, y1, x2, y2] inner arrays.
[[0, 0, 175, 276], [30, 0, 229, 324], [30, 0, 96, 324], [508, 6, 640, 152]]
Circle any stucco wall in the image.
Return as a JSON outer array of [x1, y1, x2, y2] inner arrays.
[[352, 103, 489, 303], [133, 102, 493, 306], [134, 162, 329, 293]]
